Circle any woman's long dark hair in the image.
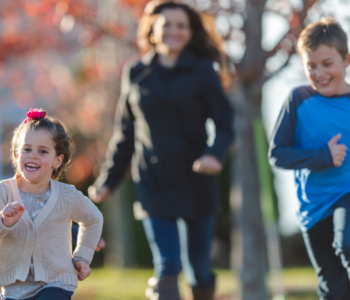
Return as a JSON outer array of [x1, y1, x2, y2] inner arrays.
[[137, 1, 223, 65]]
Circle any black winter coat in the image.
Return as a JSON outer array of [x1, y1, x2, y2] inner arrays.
[[95, 49, 234, 218]]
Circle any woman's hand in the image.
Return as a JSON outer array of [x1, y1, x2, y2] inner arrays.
[[1, 202, 25, 227], [88, 185, 111, 203], [192, 154, 223, 175], [74, 260, 91, 281]]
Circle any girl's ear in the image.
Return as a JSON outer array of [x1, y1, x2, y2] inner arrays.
[[55, 154, 64, 169]]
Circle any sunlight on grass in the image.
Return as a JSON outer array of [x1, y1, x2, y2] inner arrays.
[[72, 267, 318, 300], [73, 268, 236, 300], [73, 268, 153, 300]]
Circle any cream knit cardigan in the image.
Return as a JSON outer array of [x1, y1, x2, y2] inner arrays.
[[0, 177, 103, 288]]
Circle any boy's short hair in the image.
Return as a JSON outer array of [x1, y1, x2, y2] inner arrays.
[[297, 17, 349, 59]]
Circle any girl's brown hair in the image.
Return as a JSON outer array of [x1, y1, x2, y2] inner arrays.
[[11, 109, 74, 180], [137, 1, 232, 86]]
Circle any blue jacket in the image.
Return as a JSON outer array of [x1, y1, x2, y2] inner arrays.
[[269, 85, 350, 230], [95, 49, 234, 218]]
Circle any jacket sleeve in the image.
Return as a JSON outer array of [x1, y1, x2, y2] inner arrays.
[[200, 61, 234, 163], [268, 90, 333, 170], [94, 63, 135, 191], [71, 189, 103, 264]]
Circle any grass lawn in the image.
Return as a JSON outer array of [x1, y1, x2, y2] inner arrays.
[[72, 267, 319, 300]]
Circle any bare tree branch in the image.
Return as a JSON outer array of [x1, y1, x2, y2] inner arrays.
[[265, 30, 292, 59], [270, 51, 294, 76], [298, 0, 309, 27], [238, 0, 267, 84]]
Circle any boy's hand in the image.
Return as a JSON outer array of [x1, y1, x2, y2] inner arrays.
[[74, 260, 91, 281], [88, 185, 111, 203], [328, 133, 347, 167], [1, 202, 25, 227], [192, 154, 223, 175]]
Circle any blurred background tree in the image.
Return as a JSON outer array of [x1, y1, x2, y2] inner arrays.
[[178, 0, 319, 299], [0, 0, 144, 268]]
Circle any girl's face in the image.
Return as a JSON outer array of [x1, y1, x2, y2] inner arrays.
[[152, 8, 192, 55], [16, 129, 63, 185]]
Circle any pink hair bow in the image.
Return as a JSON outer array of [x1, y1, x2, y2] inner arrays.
[[24, 108, 45, 124]]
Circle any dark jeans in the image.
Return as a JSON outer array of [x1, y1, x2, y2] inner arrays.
[[142, 214, 215, 288], [2, 288, 72, 300], [303, 193, 350, 300]]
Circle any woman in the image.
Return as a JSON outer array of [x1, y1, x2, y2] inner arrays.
[[89, 2, 233, 299]]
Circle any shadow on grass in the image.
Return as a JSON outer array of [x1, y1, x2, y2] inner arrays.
[[211, 290, 318, 300], [286, 290, 318, 300], [72, 268, 319, 300]]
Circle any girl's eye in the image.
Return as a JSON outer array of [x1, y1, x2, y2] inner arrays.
[[324, 63, 333, 67], [40, 150, 48, 154], [23, 148, 31, 152]]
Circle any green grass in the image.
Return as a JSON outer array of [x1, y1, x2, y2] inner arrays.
[[72, 267, 318, 300]]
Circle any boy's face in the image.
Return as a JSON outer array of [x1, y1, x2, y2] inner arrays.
[[301, 45, 350, 96]]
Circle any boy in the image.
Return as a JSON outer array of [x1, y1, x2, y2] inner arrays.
[[269, 17, 350, 300]]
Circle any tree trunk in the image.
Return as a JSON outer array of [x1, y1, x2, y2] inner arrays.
[[230, 84, 268, 300], [101, 179, 136, 267]]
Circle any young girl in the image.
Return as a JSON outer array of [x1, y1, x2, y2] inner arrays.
[[0, 108, 103, 300]]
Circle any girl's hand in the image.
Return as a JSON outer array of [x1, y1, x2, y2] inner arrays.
[[88, 185, 111, 203], [192, 154, 223, 175], [74, 260, 91, 281], [1, 202, 25, 227]]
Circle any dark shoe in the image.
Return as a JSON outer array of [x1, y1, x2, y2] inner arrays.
[[190, 286, 215, 300], [145, 276, 181, 300]]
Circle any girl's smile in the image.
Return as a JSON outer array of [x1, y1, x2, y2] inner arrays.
[[25, 162, 40, 171]]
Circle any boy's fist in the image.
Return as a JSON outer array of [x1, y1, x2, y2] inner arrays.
[[74, 260, 91, 281], [328, 133, 347, 167], [1, 202, 25, 227]]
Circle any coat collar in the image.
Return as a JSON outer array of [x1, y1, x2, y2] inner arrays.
[[134, 48, 197, 102], [140, 47, 197, 69]]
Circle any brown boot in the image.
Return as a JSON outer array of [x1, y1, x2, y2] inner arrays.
[[190, 286, 215, 300]]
